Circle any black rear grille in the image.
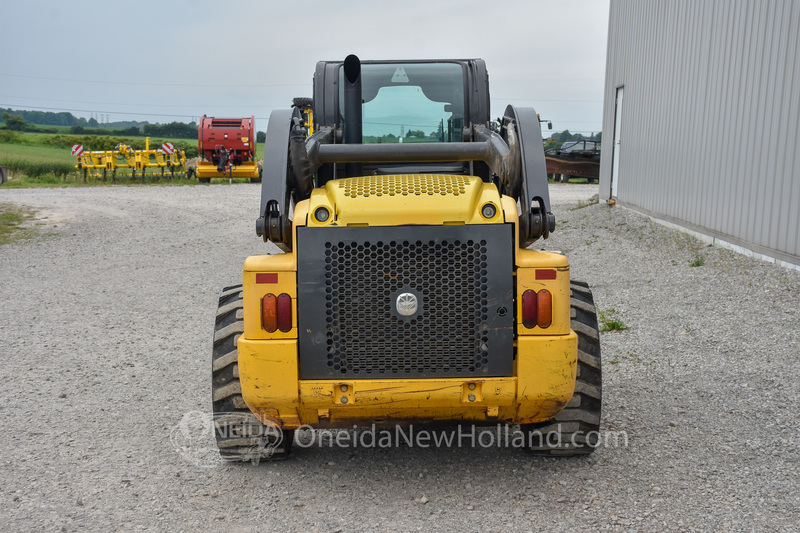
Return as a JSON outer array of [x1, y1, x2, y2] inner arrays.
[[297, 225, 513, 379]]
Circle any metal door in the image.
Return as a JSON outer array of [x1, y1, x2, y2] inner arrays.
[[610, 86, 624, 198]]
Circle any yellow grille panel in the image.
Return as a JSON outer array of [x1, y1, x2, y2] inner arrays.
[[339, 174, 470, 198], [309, 174, 503, 226]]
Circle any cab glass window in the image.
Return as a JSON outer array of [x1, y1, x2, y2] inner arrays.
[[339, 63, 465, 143]]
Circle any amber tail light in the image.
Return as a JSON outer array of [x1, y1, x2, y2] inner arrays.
[[536, 289, 552, 328]]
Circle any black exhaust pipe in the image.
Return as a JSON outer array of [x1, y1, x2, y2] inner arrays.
[[343, 54, 363, 177]]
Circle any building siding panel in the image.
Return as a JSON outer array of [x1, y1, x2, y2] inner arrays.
[[600, 0, 800, 266]]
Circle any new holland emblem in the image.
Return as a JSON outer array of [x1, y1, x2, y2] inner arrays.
[[395, 293, 418, 316]]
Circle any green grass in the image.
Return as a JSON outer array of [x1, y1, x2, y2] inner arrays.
[[689, 254, 705, 267], [19, 131, 64, 141], [606, 351, 656, 367], [1, 170, 257, 188], [570, 195, 600, 210], [2, 130, 198, 156], [0, 203, 39, 245], [0, 173, 69, 188], [30, 125, 76, 132], [599, 308, 630, 332], [0, 156, 75, 178], [0, 142, 77, 162], [551, 178, 596, 185], [0, 131, 205, 187]]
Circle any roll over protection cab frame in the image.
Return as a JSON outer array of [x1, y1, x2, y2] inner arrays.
[[256, 55, 556, 252]]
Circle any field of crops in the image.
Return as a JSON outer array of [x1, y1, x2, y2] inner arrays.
[[0, 128, 266, 187]]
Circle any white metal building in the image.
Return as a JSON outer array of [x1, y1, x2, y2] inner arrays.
[[599, 0, 800, 269]]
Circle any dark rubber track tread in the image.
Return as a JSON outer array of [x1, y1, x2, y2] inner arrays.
[[212, 285, 292, 462]]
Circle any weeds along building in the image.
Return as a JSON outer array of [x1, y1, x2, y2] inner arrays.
[[599, 0, 800, 270]]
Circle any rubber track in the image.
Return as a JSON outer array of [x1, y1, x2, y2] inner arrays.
[[211, 285, 292, 462], [524, 280, 602, 456]]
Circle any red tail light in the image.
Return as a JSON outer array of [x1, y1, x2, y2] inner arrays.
[[261, 294, 278, 332], [522, 290, 537, 329], [537, 289, 552, 328], [262, 293, 293, 333], [277, 294, 292, 332], [521, 289, 552, 329]]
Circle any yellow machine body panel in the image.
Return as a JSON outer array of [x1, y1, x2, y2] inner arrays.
[[196, 160, 260, 179], [238, 334, 576, 428], [307, 174, 504, 227], [238, 174, 578, 429]]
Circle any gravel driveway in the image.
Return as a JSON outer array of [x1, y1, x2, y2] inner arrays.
[[1, 183, 798, 532]]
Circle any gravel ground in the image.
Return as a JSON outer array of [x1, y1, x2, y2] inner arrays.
[[1, 183, 798, 532]]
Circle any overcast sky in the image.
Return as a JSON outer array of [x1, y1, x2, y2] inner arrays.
[[0, 0, 609, 135]]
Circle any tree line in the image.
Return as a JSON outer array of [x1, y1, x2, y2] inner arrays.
[[0, 108, 148, 130], [1, 111, 201, 139], [1, 108, 98, 127]]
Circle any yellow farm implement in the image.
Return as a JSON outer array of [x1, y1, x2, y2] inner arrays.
[[74, 138, 187, 183]]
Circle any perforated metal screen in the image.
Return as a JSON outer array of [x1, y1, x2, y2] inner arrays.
[[337, 175, 470, 198], [297, 225, 514, 379]]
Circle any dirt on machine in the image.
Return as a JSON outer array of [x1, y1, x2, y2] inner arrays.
[[196, 115, 261, 183], [211, 55, 602, 461]]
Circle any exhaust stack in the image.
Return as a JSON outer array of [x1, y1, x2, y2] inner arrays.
[[343, 54, 363, 177]]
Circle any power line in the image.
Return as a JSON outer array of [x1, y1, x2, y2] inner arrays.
[[1, 103, 195, 119], [0, 72, 306, 88], [493, 97, 603, 103], [0, 94, 286, 109], [0, 103, 273, 122]]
